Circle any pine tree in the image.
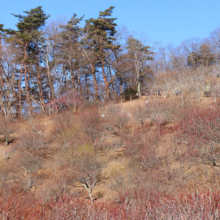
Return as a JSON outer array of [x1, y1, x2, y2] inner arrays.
[[12, 6, 50, 116], [86, 6, 120, 101]]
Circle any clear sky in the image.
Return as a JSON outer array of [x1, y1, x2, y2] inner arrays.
[[1, 0, 220, 46]]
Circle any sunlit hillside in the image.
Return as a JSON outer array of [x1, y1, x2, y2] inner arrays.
[[1, 5, 220, 220]]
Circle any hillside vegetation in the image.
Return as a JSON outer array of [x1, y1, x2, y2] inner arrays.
[[1, 93, 220, 219], [1, 5, 220, 219]]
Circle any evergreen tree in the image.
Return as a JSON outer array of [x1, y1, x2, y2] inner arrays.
[[86, 6, 119, 101], [12, 6, 50, 116]]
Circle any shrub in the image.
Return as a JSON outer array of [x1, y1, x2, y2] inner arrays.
[[123, 127, 166, 189], [105, 105, 130, 132], [0, 118, 15, 146], [123, 87, 137, 100], [78, 101, 103, 112], [79, 107, 102, 143], [58, 144, 104, 205], [46, 90, 82, 114], [177, 105, 220, 167], [1, 190, 220, 219]]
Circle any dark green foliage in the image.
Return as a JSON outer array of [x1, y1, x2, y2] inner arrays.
[[60, 14, 84, 41], [84, 6, 120, 100], [12, 6, 50, 43], [0, 6, 156, 118], [85, 6, 119, 57], [187, 44, 215, 68], [123, 87, 137, 100], [0, 24, 3, 32], [187, 51, 200, 68], [10, 7, 50, 116], [87, 6, 117, 37], [9, 6, 50, 63]]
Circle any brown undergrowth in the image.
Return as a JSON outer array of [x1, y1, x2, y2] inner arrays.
[[0, 96, 219, 218]]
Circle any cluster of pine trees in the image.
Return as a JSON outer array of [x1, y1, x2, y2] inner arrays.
[[0, 6, 154, 118], [1, 6, 220, 119]]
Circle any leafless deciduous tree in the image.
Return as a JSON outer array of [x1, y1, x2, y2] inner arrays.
[[60, 144, 103, 205]]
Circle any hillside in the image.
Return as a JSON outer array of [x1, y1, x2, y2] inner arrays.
[[1, 92, 220, 218]]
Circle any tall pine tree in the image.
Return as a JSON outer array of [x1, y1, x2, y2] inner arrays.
[[12, 6, 49, 116], [86, 6, 119, 101]]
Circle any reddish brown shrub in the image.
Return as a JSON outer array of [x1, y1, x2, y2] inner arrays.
[[53, 111, 90, 152], [79, 107, 102, 143], [177, 104, 220, 168], [1, 190, 220, 219]]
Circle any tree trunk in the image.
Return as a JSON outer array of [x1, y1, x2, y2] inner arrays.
[[24, 43, 32, 116], [80, 45, 99, 100], [19, 62, 23, 118], [108, 66, 116, 100], [46, 63, 55, 101], [89, 190, 93, 205], [100, 41, 110, 101], [78, 73, 83, 98], [36, 44, 44, 113], [71, 68, 76, 90], [92, 67, 99, 101], [0, 35, 4, 118], [82, 184, 93, 205]]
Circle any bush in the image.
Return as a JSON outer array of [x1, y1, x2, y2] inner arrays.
[[79, 107, 102, 143], [78, 101, 103, 112], [0, 118, 15, 146], [123, 87, 137, 100], [105, 105, 130, 132], [1, 190, 220, 219], [53, 112, 88, 152], [177, 104, 220, 180]]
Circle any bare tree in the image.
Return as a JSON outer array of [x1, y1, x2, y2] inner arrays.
[[17, 151, 42, 191], [60, 144, 103, 205], [0, 43, 18, 119], [41, 19, 64, 103], [126, 36, 154, 88]]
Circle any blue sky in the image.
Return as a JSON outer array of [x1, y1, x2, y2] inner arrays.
[[1, 0, 220, 46]]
